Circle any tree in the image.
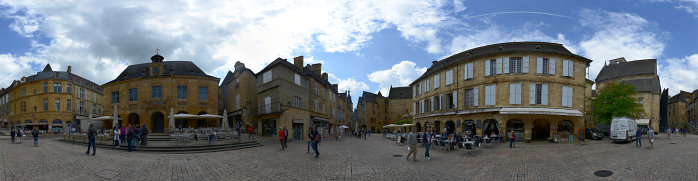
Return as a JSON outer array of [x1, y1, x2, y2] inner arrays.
[[591, 82, 644, 124]]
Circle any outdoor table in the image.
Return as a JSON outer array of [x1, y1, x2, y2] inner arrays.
[[482, 137, 492, 147]]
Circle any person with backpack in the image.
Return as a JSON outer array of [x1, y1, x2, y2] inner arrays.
[[86, 124, 96, 156], [32, 128, 39, 147], [509, 131, 516, 148], [17, 128, 23, 144], [141, 124, 149, 146], [311, 126, 320, 158], [10, 128, 15, 144]]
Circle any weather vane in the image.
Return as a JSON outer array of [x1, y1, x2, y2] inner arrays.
[[155, 48, 160, 55]]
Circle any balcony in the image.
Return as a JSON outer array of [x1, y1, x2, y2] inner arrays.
[[128, 102, 139, 109], [147, 99, 169, 107], [177, 100, 188, 107], [258, 102, 283, 115], [198, 101, 208, 107]]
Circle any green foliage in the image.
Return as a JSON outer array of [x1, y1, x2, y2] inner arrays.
[[394, 119, 412, 124], [591, 82, 644, 124]]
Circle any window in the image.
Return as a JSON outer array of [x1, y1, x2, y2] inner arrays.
[[21, 88, 25, 96], [424, 99, 430, 112], [314, 83, 319, 95], [415, 84, 421, 96], [55, 99, 60, 111], [177, 86, 187, 99], [53, 83, 62, 93], [43, 99, 48, 110], [79, 88, 85, 99], [67, 84, 71, 93], [434, 74, 440, 89], [510, 57, 522, 73], [425, 79, 429, 93], [562, 60, 574, 77], [293, 96, 302, 108], [44, 82, 48, 93], [464, 88, 479, 107], [111, 91, 119, 103], [152, 86, 162, 98], [198, 86, 208, 100], [464, 63, 474, 80], [152, 67, 160, 74], [91, 103, 96, 115], [93, 93, 96, 102], [33, 90, 36, 95], [485, 59, 497, 76], [21, 102, 26, 113], [263, 70, 272, 83], [67, 99, 71, 111], [509, 83, 522, 105], [529, 84, 548, 105], [447, 91, 457, 109], [55, 72, 60, 78], [128, 88, 138, 101], [264, 96, 271, 113], [542, 58, 549, 74], [485, 85, 497, 105], [294, 74, 301, 86], [638, 97, 643, 105], [235, 94, 240, 110], [322, 103, 326, 114], [314, 99, 319, 112], [562, 86, 573, 107], [446, 69, 454, 85], [434, 96, 441, 111]]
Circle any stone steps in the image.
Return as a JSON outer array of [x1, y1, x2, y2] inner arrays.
[[58, 139, 262, 154]]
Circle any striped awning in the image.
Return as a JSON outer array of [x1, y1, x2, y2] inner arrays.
[[499, 107, 583, 117]]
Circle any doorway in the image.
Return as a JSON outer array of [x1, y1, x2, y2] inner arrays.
[[507, 119, 525, 141], [445, 121, 455, 134], [533, 119, 550, 140], [292, 123, 303, 140], [463, 120, 476, 135], [262, 119, 277, 136], [128, 113, 140, 126], [152, 112, 165, 133]]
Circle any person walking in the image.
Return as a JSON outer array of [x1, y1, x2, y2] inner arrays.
[[141, 124, 149, 146], [307, 127, 313, 153], [133, 125, 141, 150], [120, 125, 127, 144], [423, 129, 433, 160], [283, 127, 289, 149], [667, 128, 671, 139], [311, 126, 320, 158], [405, 128, 418, 161], [113, 127, 120, 148], [86, 124, 96, 156], [509, 131, 516, 148], [10, 128, 15, 144], [16, 129, 23, 144], [127, 124, 134, 152], [248, 124, 254, 140], [647, 127, 654, 150], [32, 128, 39, 147], [278, 128, 286, 150], [635, 128, 642, 148], [209, 129, 217, 145]]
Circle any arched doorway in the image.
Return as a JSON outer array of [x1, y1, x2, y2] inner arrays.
[[424, 121, 431, 131], [176, 111, 189, 128], [197, 111, 207, 128], [445, 121, 455, 135], [151, 112, 165, 133], [533, 119, 550, 140], [52, 119, 63, 133], [128, 113, 140, 126], [416, 122, 422, 132], [434, 121, 441, 134], [482, 119, 499, 136], [507, 119, 524, 141], [38, 119, 48, 130], [557, 120, 574, 138], [24, 120, 33, 130], [463, 120, 476, 135]]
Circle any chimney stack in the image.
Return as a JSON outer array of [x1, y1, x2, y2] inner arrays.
[[310, 64, 322, 75], [67, 66, 72, 73], [322, 73, 328, 81], [293, 56, 304, 70]]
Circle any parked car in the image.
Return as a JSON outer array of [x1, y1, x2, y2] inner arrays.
[[588, 128, 604, 140], [610, 117, 637, 143]]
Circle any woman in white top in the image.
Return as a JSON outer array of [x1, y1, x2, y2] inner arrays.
[[113, 127, 121, 148]]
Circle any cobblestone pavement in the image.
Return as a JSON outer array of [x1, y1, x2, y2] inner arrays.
[[0, 133, 697, 180]]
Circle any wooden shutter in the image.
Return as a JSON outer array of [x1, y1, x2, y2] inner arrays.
[[542, 84, 548, 105], [529, 84, 536, 105], [569, 61, 574, 77], [496, 58, 503, 74], [473, 87, 479, 106], [549, 58, 556, 75], [522, 56, 529, 73], [562, 60, 568, 76], [485, 60, 491, 76], [536, 57, 543, 74], [509, 84, 516, 105], [503, 57, 509, 74], [561, 86, 567, 107], [468, 63, 474, 79]]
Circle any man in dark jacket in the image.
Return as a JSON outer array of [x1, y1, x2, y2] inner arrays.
[[32, 129, 39, 147], [10, 129, 15, 144], [86, 124, 96, 156], [126, 124, 134, 152], [635, 128, 642, 148]]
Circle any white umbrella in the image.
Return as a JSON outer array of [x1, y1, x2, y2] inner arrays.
[[112, 105, 118, 128], [339, 125, 349, 129], [400, 123, 415, 127], [93, 116, 115, 121], [169, 108, 175, 130], [174, 113, 199, 119], [221, 109, 229, 129], [199, 114, 223, 128]]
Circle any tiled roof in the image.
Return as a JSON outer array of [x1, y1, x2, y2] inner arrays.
[[623, 78, 661, 94], [388, 86, 412, 99], [669, 91, 691, 103], [106, 61, 217, 85], [596, 59, 657, 82], [411, 42, 591, 85]]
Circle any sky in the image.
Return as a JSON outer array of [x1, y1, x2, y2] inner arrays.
[[1, 0, 698, 108]]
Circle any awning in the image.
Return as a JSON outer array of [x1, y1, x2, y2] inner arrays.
[[93, 116, 122, 121], [1, 119, 6, 123], [637, 119, 650, 126], [499, 107, 583, 117], [173, 113, 199, 119], [76, 115, 89, 120], [312, 117, 330, 121]]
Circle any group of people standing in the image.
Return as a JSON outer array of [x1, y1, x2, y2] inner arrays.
[[111, 123, 149, 152], [636, 127, 655, 150], [277, 126, 321, 158], [9, 128, 40, 147]]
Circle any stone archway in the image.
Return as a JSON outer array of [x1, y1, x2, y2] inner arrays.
[[197, 111, 208, 128], [462, 120, 476, 135], [533, 119, 550, 141], [128, 113, 140, 126], [482, 119, 500, 136], [151, 112, 165, 133], [507, 119, 524, 141], [445, 121, 456, 135], [416, 122, 422, 132], [434, 121, 441, 134]]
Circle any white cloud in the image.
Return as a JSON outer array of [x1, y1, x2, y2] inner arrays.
[[447, 22, 576, 56], [659, 54, 698, 95], [328, 73, 370, 107], [0, 0, 460, 87], [367, 60, 427, 94], [0, 54, 36, 86], [578, 9, 666, 80]]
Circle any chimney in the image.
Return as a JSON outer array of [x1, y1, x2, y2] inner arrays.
[[67, 66, 72, 73], [310, 64, 322, 75], [322, 73, 328, 81], [293, 56, 304, 70]]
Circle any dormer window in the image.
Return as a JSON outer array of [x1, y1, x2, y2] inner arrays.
[[153, 67, 160, 74]]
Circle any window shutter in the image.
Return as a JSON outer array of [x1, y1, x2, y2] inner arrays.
[[496, 58, 503, 74], [549, 58, 556, 75], [561, 87, 567, 107], [530, 84, 536, 105], [562, 60, 568, 76], [434, 75, 440, 88], [473, 87, 479, 106], [536, 57, 543, 74], [413, 102, 416, 115], [503, 57, 509, 74], [569, 61, 574, 77], [523, 56, 529, 73], [492, 85, 497, 105], [542, 84, 548, 105], [485, 60, 491, 76], [441, 94, 445, 109], [568, 87, 573, 107], [516, 84, 522, 104], [468, 63, 474, 79], [421, 100, 424, 113], [453, 90, 458, 108], [431, 96, 434, 112], [508, 84, 514, 104]]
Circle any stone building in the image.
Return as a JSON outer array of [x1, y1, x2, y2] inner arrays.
[[219, 61, 259, 130], [103, 53, 219, 133], [2, 64, 104, 131], [388, 86, 413, 126], [410, 42, 593, 142], [356, 91, 388, 133], [689, 89, 698, 124], [668, 91, 691, 127], [596, 58, 661, 131]]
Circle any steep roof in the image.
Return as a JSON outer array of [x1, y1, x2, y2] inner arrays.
[[669, 91, 691, 103], [106, 61, 217, 85], [259, 58, 303, 75], [596, 59, 657, 82], [304, 67, 337, 92], [221, 71, 235, 86], [360, 91, 377, 103], [5, 64, 103, 94], [411, 42, 591, 85], [42, 64, 53, 72], [388, 86, 412, 99], [623, 78, 661, 94]]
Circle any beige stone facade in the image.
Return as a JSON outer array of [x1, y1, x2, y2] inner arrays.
[[410, 42, 592, 142], [356, 91, 388, 133], [668, 91, 691, 127], [220, 61, 259, 130]]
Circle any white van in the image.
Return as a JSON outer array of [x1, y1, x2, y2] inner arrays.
[[610, 117, 637, 143]]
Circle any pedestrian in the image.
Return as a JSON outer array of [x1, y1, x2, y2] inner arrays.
[[134, 125, 141, 150], [248, 124, 254, 140], [86, 124, 96, 156], [406, 128, 418, 161], [283, 127, 288, 148], [113, 127, 120, 148], [32, 128, 39, 147], [683, 128, 686, 137], [667, 128, 671, 139], [10, 128, 15, 144], [509, 131, 516, 148], [141, 124, 149, 146], [236, 122, 241, 140], [311, 126, 320, 158], [120, 125, 127, 144], [423, 129, 433, 160], [209, 129, 217, 145], [675, 128, 679, 136], [635, 128, 642, 148], [307, 127, 313, 153], [647, 128, 655, 150], [278, 128, 286, 150], [127, 124, 134, 152]]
